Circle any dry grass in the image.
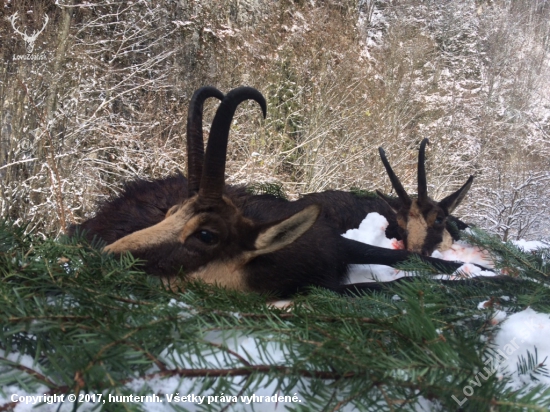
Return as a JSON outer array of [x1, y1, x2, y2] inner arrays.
[[1, 0, 549, 239]]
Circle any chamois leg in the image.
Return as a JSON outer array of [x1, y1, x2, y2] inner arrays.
[[337, 275, 522, 295], [341, 238, 493, 273]]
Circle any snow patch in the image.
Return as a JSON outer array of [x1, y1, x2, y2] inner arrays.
[[493, 308, 550, 389]]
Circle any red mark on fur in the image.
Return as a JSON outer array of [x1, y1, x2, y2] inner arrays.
[[391, 239, 405, 249]]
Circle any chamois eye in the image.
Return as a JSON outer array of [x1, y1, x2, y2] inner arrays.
[[194, 230, 219, 245], [434, 217, 444, 225]]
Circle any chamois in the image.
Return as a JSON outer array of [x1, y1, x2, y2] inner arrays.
[[376, 139, 473, 256], [103, 87, 480, 297]]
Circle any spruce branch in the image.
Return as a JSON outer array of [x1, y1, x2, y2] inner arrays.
[[0, 357, 58, 388], [2, 220, 550, 410]]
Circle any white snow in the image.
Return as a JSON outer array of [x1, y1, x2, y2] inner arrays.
[[513, 239, 550, 252], [482, 308, 550, 390], [343, 212, 404, 283]]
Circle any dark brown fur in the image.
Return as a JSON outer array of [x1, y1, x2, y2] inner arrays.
[[69, 173, 466, 253], [67, 174, 253, 245]]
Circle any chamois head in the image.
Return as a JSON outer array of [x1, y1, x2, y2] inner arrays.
[[376, 139, 473, 256], [67, 87, 225, 244], [104, 87, 320, 289]]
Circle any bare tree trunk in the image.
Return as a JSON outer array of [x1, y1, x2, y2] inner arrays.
[[44, 1, 73, 129], [37, 0, 74, 231]]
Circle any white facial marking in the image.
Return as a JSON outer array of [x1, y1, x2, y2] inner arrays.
[[437, 229, 454, 252]]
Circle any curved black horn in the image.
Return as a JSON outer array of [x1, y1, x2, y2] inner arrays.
[[417, 138, 429, 204], [378, 147, 411, 206], [187, 86, 224, 198], [199, 87, 267, 201]]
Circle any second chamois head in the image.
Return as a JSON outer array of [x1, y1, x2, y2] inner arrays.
[[376, 139, 474, 256]]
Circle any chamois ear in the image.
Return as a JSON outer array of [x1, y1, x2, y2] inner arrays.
[[250, 205, 320, 257], [439, 175, 474, 214]]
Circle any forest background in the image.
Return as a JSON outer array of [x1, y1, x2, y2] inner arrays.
[[1, 0, 549, 242]]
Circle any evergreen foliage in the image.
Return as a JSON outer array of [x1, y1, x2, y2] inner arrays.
[[348, 188, 379, 199], [246, 183, 288, 200], [1, 220, 550, 411]]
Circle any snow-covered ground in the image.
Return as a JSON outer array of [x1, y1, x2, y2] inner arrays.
[[344, 213, 550, 408], [1, 213, 550, 411]]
